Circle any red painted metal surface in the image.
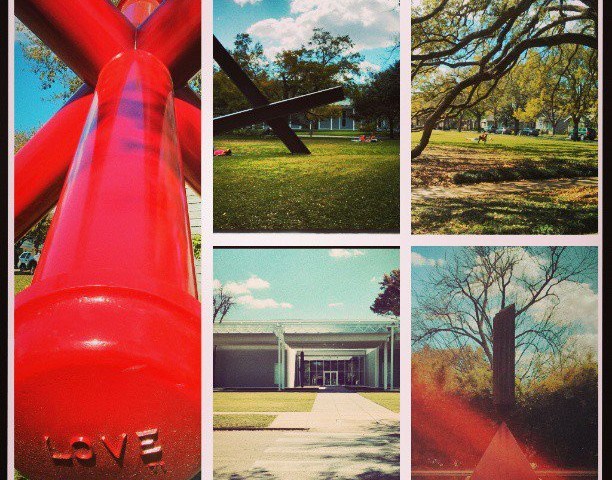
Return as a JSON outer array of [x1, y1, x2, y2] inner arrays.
[[15, 0, 134, 86], [175, 87, 202, 193], [15, 51, 200, 479], [138, 0, 201, 87], [14, 85, 94, 240], [14, 85, 201, 241], [119, 0, 160, 27]]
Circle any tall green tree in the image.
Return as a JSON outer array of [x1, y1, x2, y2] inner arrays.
[[353, 61, 400, 138], [371, 269, 400, 318], [273, 28, 363, 100]]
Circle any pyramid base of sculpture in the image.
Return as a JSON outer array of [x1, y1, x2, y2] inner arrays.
[[471, 422, 537, 480]]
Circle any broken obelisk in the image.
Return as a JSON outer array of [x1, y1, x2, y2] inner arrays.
[[471, 305, 537, 480]]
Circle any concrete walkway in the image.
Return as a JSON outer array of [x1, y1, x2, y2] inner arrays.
[[412, 176, 597, 203], [214, 392, 400, 479]]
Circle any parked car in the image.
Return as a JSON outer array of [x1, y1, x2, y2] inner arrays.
[[580, 127, 597, 141], [495, 127, 513, 135], [518, 127, 540, 136], [485, 125, 496, 133], [17, 251, 40, 273]]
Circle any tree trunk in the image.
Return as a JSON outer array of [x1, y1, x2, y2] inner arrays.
[[388, 116, 395, 139], [571, 115, 580, 140], [513, 117, 519, 135]]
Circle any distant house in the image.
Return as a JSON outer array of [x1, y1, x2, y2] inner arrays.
[[316, 99, 357, 131], [535, 116, 571, 134]]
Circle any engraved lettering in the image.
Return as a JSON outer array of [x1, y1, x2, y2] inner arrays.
[[101, 433, 127, 464], [136, 428, 164, 467], [70, 435, 94, 464], [44, 436, 72, 464]]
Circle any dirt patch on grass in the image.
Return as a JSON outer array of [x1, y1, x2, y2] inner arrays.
[[411, 146, 515, 188]]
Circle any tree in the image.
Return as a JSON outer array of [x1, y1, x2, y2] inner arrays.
[[371, 269, 400, 318], [273, 28, 363, 100], [213, 33, 274, 117], [353, 61, 400, 138], [213, 285, 235, 323], [559, 45, 597, 139], [411, 0, 597, 157], [412, 247, 596, 380]]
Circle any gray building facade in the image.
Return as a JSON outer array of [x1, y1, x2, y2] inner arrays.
[[214, 320, 400, 390]]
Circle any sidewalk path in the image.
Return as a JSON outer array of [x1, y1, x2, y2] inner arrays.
[[412, 176, 597, 203], [214, 392, 400, 479]]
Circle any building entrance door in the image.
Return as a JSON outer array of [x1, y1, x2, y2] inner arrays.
[[324, 371, 338, 386]]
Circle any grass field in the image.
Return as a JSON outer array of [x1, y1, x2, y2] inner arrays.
[[213, 392, 317, 413], [14, 274, 33, 294], [411, 130, 597, 188], [213, 414, 276, 429], [214, 136, 399, 232], [411, 130, 598, 234], [359, 392, 400, 413]]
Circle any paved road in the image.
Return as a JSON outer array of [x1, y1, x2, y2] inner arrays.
[[214, 392, 400, 479], [412, 176, 597, 203]]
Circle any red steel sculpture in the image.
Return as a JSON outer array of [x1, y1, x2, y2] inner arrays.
[[14, 1, 201, 478]]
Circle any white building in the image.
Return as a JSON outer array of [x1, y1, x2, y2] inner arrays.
[[214, 320, 400, 390]]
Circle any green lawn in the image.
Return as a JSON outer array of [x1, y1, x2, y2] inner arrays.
[[214, 136, 399, 232], [359, 392, 400, 413], [14, 274, 33, 294], [213, 414, 276, 429], [412, 185, 597, 235], [412, 130, 597, 188], [411, 130, 598, 234], [213, 392, 317, 412]]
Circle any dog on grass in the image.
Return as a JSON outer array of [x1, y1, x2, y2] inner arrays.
[[467, 132, 488, 143]]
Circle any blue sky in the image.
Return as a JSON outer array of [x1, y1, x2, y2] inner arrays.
[[14, 40, 66, 132], [411, 246, 599, 350], [214, 248, 399, 321], [214, 0, 399, 74]]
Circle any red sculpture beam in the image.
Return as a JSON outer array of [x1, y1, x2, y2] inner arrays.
[[14, 85, 94, 240], [15, 0, 134, 86], [14, 85, 201, 240], [138, 0, 202, 87], [175, 87, 202, 192], [15, 50, 200, 479]]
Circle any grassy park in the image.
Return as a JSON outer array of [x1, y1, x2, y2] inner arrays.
[[359, 392, 400, 413], [214, 136, 400, 232], [14, 274, 33, 294], [411, 130, 598, 235], [213, 391, 317, 429], [213, 391, 317, 412]]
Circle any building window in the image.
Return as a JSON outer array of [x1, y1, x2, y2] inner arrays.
[[341, 110, 347, 128]]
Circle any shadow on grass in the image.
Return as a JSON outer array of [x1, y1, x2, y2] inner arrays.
[[412, 195, 598, 235], [215, 422, 399, 480], [453, 159, 598, 185]]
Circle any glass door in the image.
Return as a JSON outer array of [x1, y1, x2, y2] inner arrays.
[[324, 371, 338, 386]]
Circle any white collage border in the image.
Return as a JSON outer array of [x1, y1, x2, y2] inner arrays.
[[5, 1, 603, 479]]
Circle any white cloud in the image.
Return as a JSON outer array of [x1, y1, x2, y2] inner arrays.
[[219, 275, 291, 310], [246, 0, 398, 59], [328, 302, 344, 308], [412, 252, 444, 267], [224, 275, 270, 295], [329, 249, 365, 258], [371, 276, 379, 283], [234, 0, 262, 6], [236, 295, 293, 309], [213, 279, 222, 289]]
